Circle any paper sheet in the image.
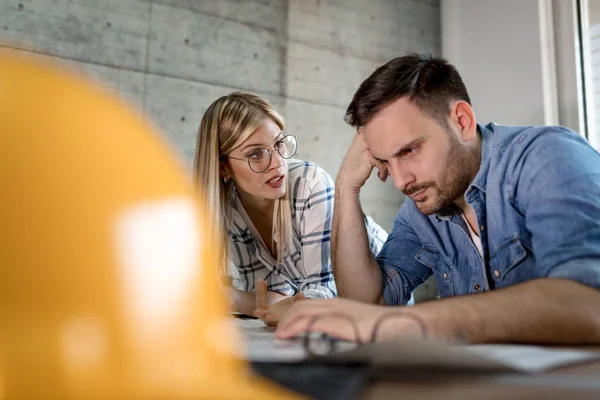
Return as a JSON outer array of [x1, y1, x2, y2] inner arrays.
[[327, 340, 600, 373], [463, 344, 600, 373], [233, 318, 600, 372], [233, 318, 356, 362]]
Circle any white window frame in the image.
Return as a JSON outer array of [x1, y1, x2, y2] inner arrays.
[[553, 0, 595, 142]]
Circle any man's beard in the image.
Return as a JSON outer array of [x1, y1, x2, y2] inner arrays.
[[403, 132, 479, 215]]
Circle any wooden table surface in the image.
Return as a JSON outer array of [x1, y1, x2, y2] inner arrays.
[[363, 347, 600, 399]]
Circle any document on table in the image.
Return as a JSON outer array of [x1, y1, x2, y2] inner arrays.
[[463, 344, 600, 373], [326, 340, 600, 373], [232, 317, 357, 362], [232, 318, 600, 372]]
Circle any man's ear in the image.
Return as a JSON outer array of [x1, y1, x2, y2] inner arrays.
[[449, 100, 477, 142]]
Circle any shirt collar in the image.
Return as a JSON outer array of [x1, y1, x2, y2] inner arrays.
[[468, 123, 494, 194]]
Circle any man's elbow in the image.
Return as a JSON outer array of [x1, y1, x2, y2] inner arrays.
[[552, 279, 600, 343], [583, 289, 600, 342]]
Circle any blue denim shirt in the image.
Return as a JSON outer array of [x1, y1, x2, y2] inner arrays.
[[377, 123, 600, 305]]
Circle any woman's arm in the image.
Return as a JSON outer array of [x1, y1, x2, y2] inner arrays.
[[227, 285, 287, 316]]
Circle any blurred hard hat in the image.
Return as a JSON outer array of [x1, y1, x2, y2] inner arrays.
[[0, 50, 298, 399]]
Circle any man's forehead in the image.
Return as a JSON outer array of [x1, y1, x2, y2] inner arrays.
[[363, 118, 417, 148]]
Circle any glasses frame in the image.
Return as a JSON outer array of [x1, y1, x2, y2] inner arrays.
[[225, 134, 297, 173]]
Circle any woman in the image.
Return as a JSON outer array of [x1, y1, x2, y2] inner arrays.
[[194, 92, 387, 322]]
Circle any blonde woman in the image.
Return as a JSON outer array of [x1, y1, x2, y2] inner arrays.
[[194, 92, 387, 323]]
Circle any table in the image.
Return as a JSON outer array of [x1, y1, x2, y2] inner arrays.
[[236, 318, 600, 399], [363, 347, 600, 399]]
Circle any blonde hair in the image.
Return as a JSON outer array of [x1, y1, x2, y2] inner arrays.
[[193, 92, 293, 270]]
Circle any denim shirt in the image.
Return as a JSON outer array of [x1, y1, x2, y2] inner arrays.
[[377, 123, 600, 305]]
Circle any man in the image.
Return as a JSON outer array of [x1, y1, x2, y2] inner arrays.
[[274, 54, 600, 344]]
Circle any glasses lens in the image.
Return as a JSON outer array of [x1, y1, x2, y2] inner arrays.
[[277, 135, 297, 159], [248, 148, 270, 173]]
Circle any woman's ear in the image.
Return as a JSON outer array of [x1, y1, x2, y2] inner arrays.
[[219, 161, 231, 183]]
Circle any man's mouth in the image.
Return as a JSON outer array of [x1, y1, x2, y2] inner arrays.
[[404, 185, 430, 201]]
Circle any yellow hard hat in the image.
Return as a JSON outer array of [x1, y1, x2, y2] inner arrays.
[[0, 50, 299, 399]]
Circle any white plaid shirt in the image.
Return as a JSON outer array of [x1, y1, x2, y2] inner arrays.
[[226, 159, 388, 299]]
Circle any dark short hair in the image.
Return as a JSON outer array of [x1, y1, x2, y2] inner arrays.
[[344, 54, 471, 130]]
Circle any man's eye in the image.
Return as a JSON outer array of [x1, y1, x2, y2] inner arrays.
[[401, 146, 418, 157]]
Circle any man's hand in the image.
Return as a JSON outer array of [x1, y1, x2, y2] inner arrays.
[[336, 132, 388, 193], [253, 280, 306, 327], [276, 280, 600, 345], [275, 298, 425, 342]]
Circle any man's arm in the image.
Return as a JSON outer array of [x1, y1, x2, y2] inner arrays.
[[419, 128, 600, 343], [332, 133, 388, 303], [332, 185, 384, 302], [275, 278, 600, 344], [405, 129, 600, 343], [415, 278, 600, 344], [278, 128, 600, 343]]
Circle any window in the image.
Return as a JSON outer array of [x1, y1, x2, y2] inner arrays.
[[580, 0, 599, 144]]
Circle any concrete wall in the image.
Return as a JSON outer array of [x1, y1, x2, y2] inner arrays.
[[0, 0, 441, 231], [590, 0, 600, 24], [285, 0, 441, 226], [441, 0, 558, 128]]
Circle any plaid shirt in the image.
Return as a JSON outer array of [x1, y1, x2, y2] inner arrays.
[[226, 159, 388, 299]]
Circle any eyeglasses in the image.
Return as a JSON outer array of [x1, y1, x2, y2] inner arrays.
[[226, 135, 297, 173], [301, 311, 430, 356]]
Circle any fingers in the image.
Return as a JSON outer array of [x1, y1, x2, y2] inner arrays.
[[253, 308, 269, 319], [376, 162, 389, 183], [276, 311, 359, 342], [360, 144, 388, 184], [255, 306, 286, 327], [255, 280, 268, 310], [254, 308, 279, 327], [275, 314, 311, 339], [276, 299, 331, 338], [262, 313, 280, 327], [258, 294, 306, 327], [293, 293, 306, 303]]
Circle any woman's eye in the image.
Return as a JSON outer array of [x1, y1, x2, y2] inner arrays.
[[248, 150, 265, 160]]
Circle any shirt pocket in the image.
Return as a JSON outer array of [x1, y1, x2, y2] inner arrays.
[[415, 246, 455, 296], [489, 237, 529, 284]]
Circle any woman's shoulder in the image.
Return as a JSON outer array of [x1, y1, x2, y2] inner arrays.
[[287, 159, 334, 190]]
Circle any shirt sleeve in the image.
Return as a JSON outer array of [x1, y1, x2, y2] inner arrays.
[[365, 215, 388, 256], [376, 204, 433, 305], [296, 167, 337, 299], [514, 127, 600, 289]]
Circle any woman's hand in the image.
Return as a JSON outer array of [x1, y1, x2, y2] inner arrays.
[[253, 280, 306, 327]]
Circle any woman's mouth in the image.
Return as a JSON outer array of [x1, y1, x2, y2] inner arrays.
[[266, 175, 285, 188]]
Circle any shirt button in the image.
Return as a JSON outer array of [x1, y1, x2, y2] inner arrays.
[[443, 272, 448, 279], [494, 270, 500, 278], [480, 225, 485, 231], [474, 284, 480, 290]]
